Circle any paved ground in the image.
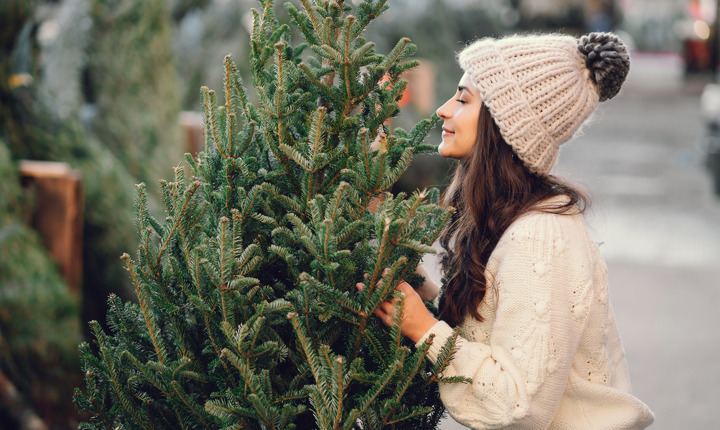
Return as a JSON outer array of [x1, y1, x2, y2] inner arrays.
[[430, 52, 720, 429]]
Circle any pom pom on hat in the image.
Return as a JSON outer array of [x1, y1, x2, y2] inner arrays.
[[457, 32, 630, 176], [578, 32, 630, 101]]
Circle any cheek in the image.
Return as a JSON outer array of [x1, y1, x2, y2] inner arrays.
[[457, 133, 476, 156], [458, 110, 479, 137], [457, 114, 478, 148]]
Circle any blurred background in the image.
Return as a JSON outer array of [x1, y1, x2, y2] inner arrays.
[[1, 0, 718, 428]]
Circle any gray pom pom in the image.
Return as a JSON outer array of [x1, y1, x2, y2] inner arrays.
[[577, 32, 630, 102]]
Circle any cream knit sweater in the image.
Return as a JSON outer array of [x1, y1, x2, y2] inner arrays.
[[416, 207, 654, 429]]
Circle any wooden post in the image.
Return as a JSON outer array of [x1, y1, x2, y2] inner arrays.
[[178, 111, 204, 156], [19, 160, 84, 293]]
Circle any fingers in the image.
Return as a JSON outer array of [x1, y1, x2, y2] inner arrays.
[[356, 270, 393, 292], [374, 303, 396, 326], [373, 308, 391, 325], [356, 274, 410, 299], [355, 274, 413, 329], [379, 300, 396, 314]]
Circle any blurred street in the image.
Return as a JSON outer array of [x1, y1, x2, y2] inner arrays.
[[429, 52, 720, 429]]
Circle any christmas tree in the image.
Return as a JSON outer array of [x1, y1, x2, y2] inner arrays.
[[74, 1, 464, 428]]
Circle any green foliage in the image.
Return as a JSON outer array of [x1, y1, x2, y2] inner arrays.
[[86, 0, 183, 188], [76, 1, 461, 428], [0, 0, 152, 332], [0, 139, 81, 425], [0, 143, 22, 224]]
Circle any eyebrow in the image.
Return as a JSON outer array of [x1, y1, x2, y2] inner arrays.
[[458, 85, 473, 96]]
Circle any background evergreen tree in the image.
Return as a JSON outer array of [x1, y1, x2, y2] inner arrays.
[[74, 1, 465, 428], [84, 0, 184, 189], [1, 1, 83, 426], [1, 0, 191, 339], [0, 139, 82, 428], [0, 0, 198, 424]]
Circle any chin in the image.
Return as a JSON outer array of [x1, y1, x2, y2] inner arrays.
[[437, 142, 451, 158], [438, 146, 458, 159]]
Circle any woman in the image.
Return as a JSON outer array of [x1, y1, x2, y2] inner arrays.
[[370, 32, 655, 429]]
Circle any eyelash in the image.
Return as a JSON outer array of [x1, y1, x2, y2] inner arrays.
[[456, 99, 466, 104]]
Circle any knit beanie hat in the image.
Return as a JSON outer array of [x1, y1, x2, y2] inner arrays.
[[458, 32, 630, 176]]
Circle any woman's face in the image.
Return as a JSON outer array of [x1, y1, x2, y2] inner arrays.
[[436, 73, 482, 159]]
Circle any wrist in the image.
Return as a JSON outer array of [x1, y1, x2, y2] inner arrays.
[[408, 316, 439, 344]]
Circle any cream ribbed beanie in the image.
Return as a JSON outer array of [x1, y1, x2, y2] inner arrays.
[[458, 32, 630, 176]]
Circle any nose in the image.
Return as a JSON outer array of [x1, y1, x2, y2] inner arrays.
[[436, 97, 453, 120]]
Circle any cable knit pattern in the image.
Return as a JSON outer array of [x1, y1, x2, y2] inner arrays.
[[457, 33, 630, 176], [417, 204, 654, 429]]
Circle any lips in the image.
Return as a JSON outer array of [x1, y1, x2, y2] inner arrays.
[[441, 127, 454, 137]]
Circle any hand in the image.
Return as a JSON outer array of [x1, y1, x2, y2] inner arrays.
[[357, 280, 438, 344], [414, 264, 440, 302]]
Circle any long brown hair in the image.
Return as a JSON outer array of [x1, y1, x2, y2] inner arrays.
[[438, 104, 589, 326]]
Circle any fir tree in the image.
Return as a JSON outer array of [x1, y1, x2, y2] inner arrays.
[[0, 139, 82, 428], [85, 0, 184, 188], [75, 1, 465, 428]]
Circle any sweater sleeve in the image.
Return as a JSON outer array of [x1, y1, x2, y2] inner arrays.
[[416, 213, 593, 429]]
